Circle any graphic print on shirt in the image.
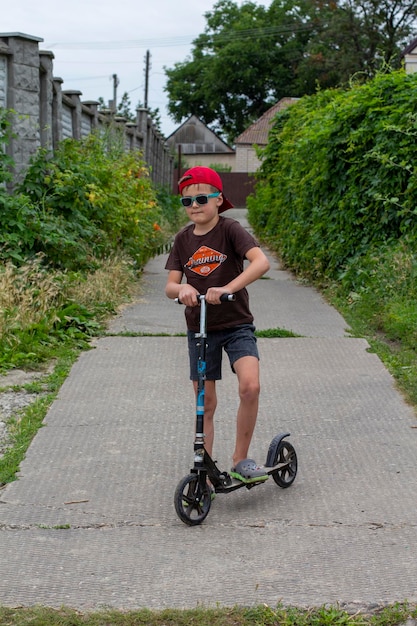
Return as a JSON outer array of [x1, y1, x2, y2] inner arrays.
[[185, 245, 227, 277]]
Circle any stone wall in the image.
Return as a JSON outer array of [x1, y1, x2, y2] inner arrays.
[[0, 32, 173, 187]]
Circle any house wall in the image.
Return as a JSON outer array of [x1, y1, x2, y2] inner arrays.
[[235, 144, 262, 173], [405, 53, 417, 72], [0, 32, 173, 187], [180, 152, 236, 171]]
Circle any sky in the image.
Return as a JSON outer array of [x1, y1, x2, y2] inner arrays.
[[2, 0, 266, 138]]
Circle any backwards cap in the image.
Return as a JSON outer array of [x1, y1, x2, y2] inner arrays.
[[178, 166, 234, 213]]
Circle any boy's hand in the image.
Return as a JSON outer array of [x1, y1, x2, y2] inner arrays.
[[205, 287, 230, 305], [178, 285, 200, 307]]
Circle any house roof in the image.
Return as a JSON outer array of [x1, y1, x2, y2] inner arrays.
[[235, 98, 299, 145], [166, 115, 234, 154], [402, 37, 417, 57]]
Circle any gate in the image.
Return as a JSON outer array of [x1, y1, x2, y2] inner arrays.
[[173, 170, 257, 208]]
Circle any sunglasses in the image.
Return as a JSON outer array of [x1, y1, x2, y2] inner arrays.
[[180, 192, 220, 207]]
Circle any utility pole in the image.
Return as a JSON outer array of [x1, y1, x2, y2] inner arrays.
[[144, 50, 151, 109], [112, 73, 119, 113]]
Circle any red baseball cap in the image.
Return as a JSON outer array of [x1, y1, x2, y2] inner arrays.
[[178, 166, 234, 213]]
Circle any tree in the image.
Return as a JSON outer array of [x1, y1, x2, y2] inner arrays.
[[291, 0, 365, 92], [164, 0, 417, 142], [288, 0, 417, 93], [165, 0, 315, 142], [345, 0, 417, 70]]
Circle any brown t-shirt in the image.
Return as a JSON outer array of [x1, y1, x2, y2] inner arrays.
[[165, 216, 259, 331]]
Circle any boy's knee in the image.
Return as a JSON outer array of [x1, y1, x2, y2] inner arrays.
[[239, 380, 260, 403], [204, 399, 217, 416], [204, 390, 218, 415]]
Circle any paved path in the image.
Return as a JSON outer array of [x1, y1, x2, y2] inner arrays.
[[1, 209, 416, 612]]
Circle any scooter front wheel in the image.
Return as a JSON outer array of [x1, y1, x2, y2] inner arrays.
[[268, 438, 297, 488], [174, 473, 211, 526]]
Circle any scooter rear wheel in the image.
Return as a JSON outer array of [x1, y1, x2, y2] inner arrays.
[[268, 438, 297, 488], [174, 473, 211, 525]]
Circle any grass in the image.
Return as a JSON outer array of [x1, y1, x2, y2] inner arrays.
[[0, 602, 415, 626], [338, 306, 417, 408], [329, 240, 417, 409], [106, 329, 300, 338], [0, 347, 80, 485], [0, 254, 139, 486], [0, 254, 137, 372], [255, 328, 302, 338], [325, 246, 417, 411]]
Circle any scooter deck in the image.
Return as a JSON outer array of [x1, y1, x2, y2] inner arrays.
[[266, 461, 289, 475], [212, 461, 286, 493]]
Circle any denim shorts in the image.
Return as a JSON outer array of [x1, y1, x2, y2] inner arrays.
[[187, 324, 259, 381]]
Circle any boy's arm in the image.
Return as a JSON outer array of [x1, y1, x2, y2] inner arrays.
[[165, 270, 200, 306], [206, 246, 270, 304]]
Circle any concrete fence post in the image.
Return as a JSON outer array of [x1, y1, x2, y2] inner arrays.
[[1, 32, 43, 182]]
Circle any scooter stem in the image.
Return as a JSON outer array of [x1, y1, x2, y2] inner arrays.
[[195, 295, 207, 455]]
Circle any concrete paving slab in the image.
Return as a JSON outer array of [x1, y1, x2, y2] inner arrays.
[[1, 209, 416, 611], [107, 254, 186, 335], [1, 337, 416, 610]]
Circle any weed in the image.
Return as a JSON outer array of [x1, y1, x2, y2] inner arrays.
[[255, 328, 302, 338], [0, 602, 415, 625]]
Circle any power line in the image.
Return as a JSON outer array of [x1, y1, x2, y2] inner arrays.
[[45, 35, 196, 50], [56, 60, 142, 65], [45, 22, 314, 51], [60, 74, 111, 80]]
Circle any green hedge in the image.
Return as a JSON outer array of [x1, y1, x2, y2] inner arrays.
[[248, 70, 417, 282]]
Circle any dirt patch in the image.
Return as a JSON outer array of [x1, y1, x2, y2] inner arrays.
[[0, 369, 50, 458]]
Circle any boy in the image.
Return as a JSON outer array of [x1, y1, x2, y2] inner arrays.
[[165, 166, 270, 483]]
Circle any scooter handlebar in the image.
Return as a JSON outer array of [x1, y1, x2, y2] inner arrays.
[[175, 293, 235, 304]]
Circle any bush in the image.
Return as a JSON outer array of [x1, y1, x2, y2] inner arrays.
[[248, 70, 417, 282], [0, 113, 185, 370], [14, 134, 167, 269], [1, 111, 184, 271], [247, 70, 417, 377]]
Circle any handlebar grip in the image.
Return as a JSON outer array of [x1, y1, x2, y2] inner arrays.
[[175, 293, 235, 304]]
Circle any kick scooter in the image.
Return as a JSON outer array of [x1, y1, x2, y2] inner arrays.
[[174, 294, 297, 526]]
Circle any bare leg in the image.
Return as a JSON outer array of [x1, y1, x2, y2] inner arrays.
[[193, 379, 217, 458], [231, 356, 260, 467]]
